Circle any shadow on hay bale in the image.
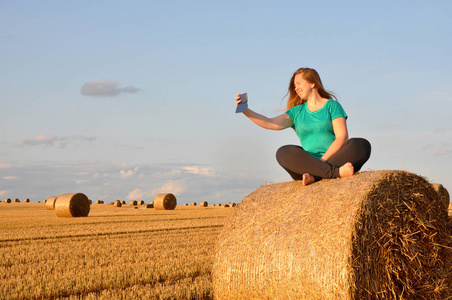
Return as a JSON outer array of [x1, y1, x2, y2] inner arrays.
[[213, 170, 452, 300]]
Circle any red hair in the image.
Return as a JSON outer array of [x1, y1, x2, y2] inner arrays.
[[286, 68, 337, 110]]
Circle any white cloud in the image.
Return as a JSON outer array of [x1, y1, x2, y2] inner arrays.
[[16, 135, 95, 148], [81, 80, 142, 97], [151, 180, 185, 196], [126, 188, 146, 200], [120, 166, 139, 179], [0, 162, 13, 169], [3, 176, 19, 180], [183, 165, 216, 177], [436, 149, 451, 156]]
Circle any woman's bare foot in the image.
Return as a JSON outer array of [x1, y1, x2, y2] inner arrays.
[[302, 173, 315, 186], [339, 162, 354, 178]]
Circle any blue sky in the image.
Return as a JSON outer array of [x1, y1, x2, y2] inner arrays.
[[1, 0, 451, 204]]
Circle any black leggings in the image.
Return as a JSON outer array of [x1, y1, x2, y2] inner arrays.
[[276, 138, 371, 181]]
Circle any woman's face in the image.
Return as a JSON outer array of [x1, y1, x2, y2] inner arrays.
[[294, 73, 314, 99]]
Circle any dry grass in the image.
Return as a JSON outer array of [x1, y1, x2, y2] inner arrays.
[[213, 170, 452, 299], [0, 203, 231, 300]]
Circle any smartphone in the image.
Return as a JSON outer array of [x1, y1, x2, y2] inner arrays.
[[235, 93, 248, 113]]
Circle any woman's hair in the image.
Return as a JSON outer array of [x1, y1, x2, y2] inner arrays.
[[286, 68, 337, 110]]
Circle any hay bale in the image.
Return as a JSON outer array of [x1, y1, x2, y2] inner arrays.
[[95, 200, 104, 204], [24, 198, 30, 203], [121, 200, 126, 205], [190, 202, 197, 206], [213, 170, 452, 299], [154, 193, 177, 210], [431, 183, 449, 212], [200, 201, 208, 207], [129, 200, 137, 206], [14, 198, 20, 203], [114, 200, 122, 207], [46, 196, 58, 210], [140, 203, 153, 209], [4, 198, 11, 203], [138, 200, 144, 205], [55, 193, 90, 217], [88, 199, 92, 204], [184, 203, 188, 206]]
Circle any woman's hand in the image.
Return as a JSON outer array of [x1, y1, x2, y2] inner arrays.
[[235, 93, 243, 106]]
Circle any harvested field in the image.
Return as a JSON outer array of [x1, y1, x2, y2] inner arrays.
[[0, 203, 231, 299]]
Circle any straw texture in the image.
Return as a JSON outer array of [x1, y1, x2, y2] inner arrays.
[[213, 170, 452, 300], [55, 193, 90, 217], [154, 193, 177, 210], [46, 196, 58, 210]]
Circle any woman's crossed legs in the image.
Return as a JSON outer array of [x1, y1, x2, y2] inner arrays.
[[276, 138, 371, 185]]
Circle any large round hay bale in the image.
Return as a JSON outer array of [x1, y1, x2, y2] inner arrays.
[[55, 193, 90, 217], [138, 200, 144, 205], [129, 200, 137, 206], [213, 170, 452, 299], [189, 202, 197, 206], [200, 201, 208, 207], [14, 198, 20, 203], [114, 200, 122, 207], [95, 200, 104, 204], [154, 193, 177, 210], [46, 196, 58, 210], [4, 198, 11, 203], [24, 198, 30, 203]]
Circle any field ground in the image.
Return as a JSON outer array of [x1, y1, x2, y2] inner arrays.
[[0, 203, 233, 300]]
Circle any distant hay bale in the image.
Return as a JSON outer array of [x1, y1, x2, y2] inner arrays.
[[189, 202, 197, 206], [4, 198, 11, 203], [218, 203, 222, 206], [55, 193, 90, 218], [154, 193, 177, 210], [140, 203, 153, 209], [14, 198, 20, 203], [46, 196, 58, 210], [95, 200, 104, 204], [121, 200, 126, 205], [129, 200, 137, 206], [88, 199, 92, 204], [138, 200, 144, 205], [184, 203, 188, 206], [431, 183, 449, 212], [114, 200, 122, 207], [200, 201, 208, 207], [24, 198, 30, 203], [213, 170, 452, 299]]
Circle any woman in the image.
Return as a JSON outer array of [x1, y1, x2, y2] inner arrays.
[[235, 67, 371, 186]]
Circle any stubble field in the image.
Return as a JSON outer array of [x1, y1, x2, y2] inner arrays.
[[0, 202, 233, 300]]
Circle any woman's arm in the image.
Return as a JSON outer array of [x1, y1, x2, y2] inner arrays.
[[236, 93, 293, 130], [320, 117, 348, 162]]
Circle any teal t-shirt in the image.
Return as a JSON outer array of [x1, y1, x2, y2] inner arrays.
[[286, 100, 348, 159]]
